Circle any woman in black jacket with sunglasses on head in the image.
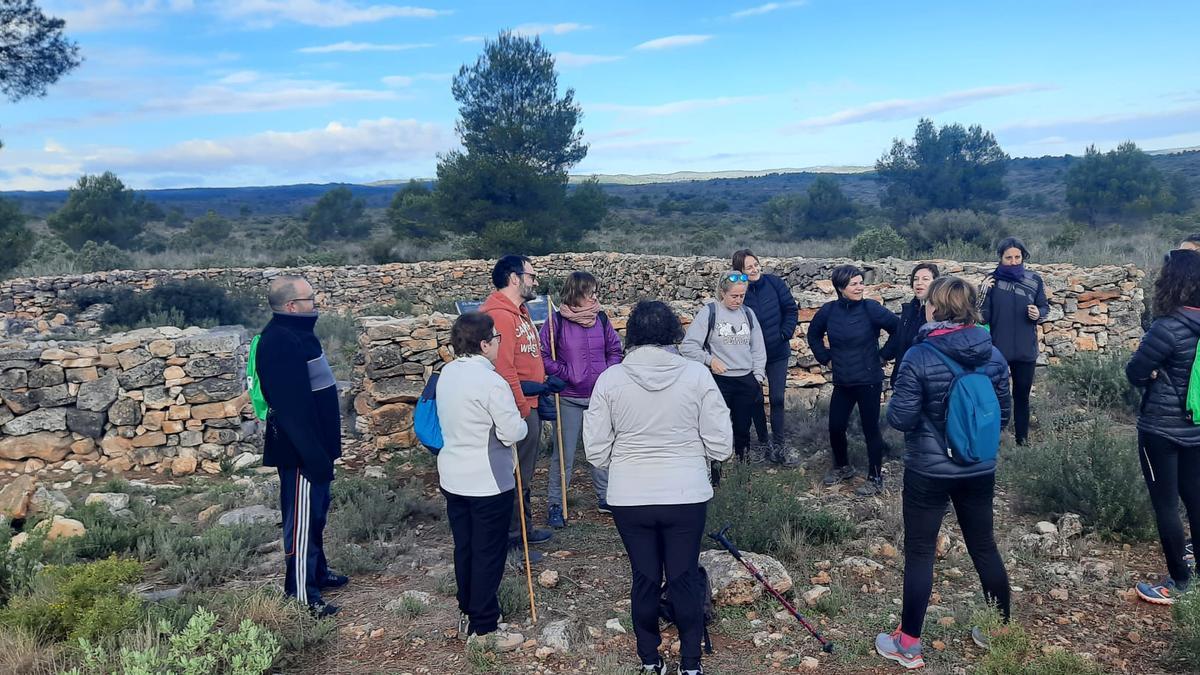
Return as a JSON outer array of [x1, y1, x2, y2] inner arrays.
[[807, 264, 898, 495]]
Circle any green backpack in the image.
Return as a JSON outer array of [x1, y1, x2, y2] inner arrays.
[[246, 335, 269, 421], [1187, 340, 1200, 425]]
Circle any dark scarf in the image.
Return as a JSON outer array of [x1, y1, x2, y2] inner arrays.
[[994, 264, 1026, 283]]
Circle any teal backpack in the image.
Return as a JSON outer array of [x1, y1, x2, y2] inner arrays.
[[918, 343, 1001, 465]]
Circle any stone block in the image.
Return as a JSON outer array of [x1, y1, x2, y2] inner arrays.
[[65, 367, 99, 383], [117, 358, 166, 389], [0, 431, 73, 462], [181, 377, 243, 404], [28, 365, 65, 388], [76, 374, 119, 411], [116, 347, 152, 371], [65, 409, 106, 438], [107, 398, 142, 427], [184, 356, 238, 378], [3, 408, 67, 435], [131, 432, 167, 448], [175, 328, 245, 356]]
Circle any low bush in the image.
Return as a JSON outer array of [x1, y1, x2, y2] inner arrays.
[[154, 523, 276, 589], [68, 607, 280, 675], [73, 279, 266, 330], [1048, 349, 1137, 412], [972, 608, 1104, 675], [849, 225, 906, 261], [0, 557, 143, 642], [314, 310, 359, 380], [1004, 422, 1153, 540], [0, 527, 81, 601], [77, 240, 133, 272], [705, 462, 854, 562], [328, 477, 440, 543], [1174, 588, 1200, 665]]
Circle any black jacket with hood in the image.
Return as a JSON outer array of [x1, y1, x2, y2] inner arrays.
[[882, 298, 925, 387], [743, 273, 798, 363], [980, 269, 1049, 364], [257, 312, 342, 483], [807, 297, 898, 386], [887, 323, 1012, 479], [1127, 308, 1200, 446]]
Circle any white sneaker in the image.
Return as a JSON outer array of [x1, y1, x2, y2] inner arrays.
[[467, 630, 524, 653]]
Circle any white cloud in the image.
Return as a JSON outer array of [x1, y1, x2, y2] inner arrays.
[[783, 83, 1056, 132], [511, 22, 591, 37], [43, 139, 68, 153], [217, 70, 262, 85], [555, 52, 623, 68], [92, 118, 452, 174], [633, 34, 713, 51], [731, 1, 806, 19], [137, 78, 399, 115], [458, 35, 485, 43], [996, 105, 1200, 146], [50, 0, 193, 32], [592, 95, 763, 117], [297, 41, 434, 54], [381, 72, 452, 87], [213, 0, 450, 27]]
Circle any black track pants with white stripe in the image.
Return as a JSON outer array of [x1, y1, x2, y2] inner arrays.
[[279, 467, 331, 606]]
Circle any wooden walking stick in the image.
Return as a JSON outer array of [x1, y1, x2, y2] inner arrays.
[[547, 296, 568, 520], [511, 444, 538, 624]]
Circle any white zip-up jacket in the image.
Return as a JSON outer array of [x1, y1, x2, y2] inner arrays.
[[584, 346, 733, 506], [435, 355, 529, 497]]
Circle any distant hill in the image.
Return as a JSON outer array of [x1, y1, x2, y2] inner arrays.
[[5, 150, 1197, 219]]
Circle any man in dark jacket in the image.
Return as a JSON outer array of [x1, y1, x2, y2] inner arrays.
[[257, 275, 346, 616]]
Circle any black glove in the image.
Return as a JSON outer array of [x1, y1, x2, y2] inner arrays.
[[545, 375, 567, 393], [520, 380, 548, 396]]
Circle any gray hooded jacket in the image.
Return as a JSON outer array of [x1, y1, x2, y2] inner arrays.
[[584, 345, 733, 506]]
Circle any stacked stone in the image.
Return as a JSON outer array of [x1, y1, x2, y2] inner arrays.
[[0, 326, 257, 480], [350, 260, 1143, 447]]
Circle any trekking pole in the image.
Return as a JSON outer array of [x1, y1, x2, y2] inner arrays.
[[547, 296, 568, 520], [708, 525, 834, 653], [511, 444, 538, 624]]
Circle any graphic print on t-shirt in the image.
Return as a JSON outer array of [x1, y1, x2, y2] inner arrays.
[[716, 319, 752, 345]]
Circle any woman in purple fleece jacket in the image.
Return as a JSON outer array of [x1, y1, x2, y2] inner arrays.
[[541, 271, 624, 528]]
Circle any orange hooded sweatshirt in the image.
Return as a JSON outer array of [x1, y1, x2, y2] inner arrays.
[[481, 290, 546, 418]]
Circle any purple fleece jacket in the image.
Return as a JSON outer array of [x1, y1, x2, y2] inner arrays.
[[539, 311, 624, 399]]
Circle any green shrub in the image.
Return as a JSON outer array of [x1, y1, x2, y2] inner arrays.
[[973, 608, 1104, 674], [154, 523, 276, 589], [904, 208, 1001, 253], [1004, 422, 1153, 540], [1048, 349, 1137, 412], [1174, 588, 1200, 664], [849, 225, 907, 261], [0, 527, 81, 602], [706, 462, 853, 561], [0, 197, 34, 274], [185, 210, 233, 244], [77, 240, 133, 272], [74, 501, 161, 560], [0, 557, 143, 642], [69, 607, 280, 675], [497, 575, 529, 618], [328, 477, 440, 543], [74, 279, 266, 330], [314, 310, 360, 380]]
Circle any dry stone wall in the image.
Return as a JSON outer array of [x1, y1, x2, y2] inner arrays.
[[0, 326, 258, 483], [352, 256, 1143, 449]]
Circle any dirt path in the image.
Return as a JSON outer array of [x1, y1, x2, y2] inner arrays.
[[285, 453, 1192, 675]]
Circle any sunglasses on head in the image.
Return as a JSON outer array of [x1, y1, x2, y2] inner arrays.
[[726, 273, 749, 282]]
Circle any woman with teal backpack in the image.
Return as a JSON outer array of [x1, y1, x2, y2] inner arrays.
[[1125, 248, 1200, 605]]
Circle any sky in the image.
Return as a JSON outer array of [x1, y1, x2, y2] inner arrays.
[[2, 0, 1199, 190]]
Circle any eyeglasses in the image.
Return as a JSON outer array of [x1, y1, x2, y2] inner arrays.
[[289, 297, 316, 304], [522, 272, 539, 283], [488, 332, 502, 343], [726, 273, 749, 282]]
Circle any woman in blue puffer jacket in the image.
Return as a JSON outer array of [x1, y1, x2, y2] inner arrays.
[[875, 276, 1012, 671]]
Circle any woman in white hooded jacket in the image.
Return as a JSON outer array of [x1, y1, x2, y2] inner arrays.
[[585, 300, 733, 675]]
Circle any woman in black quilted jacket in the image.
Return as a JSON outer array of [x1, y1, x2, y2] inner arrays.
[[979, 237, 1049, 445], [734, 249, 799, 465], [807, 264, 898, 495], [876, 276, 1012, 670], [1125, 247, 1200, 605]]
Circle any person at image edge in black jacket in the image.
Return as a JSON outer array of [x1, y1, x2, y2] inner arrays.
[[257, 274, 347, 617], [883, 263, 940, 389], [1124, 247, 1200, 606], [807, 264, 898, 495]]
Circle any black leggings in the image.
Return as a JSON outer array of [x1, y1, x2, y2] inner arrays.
[[829, 383, 885, 477], [611, 502, 708, 670], [1139, 431, 1200, 586], [1009, 361, 1036, 444], [715, 373, 760, 457], [752, 357, 789, 444], [901, 470, 1010, 637]]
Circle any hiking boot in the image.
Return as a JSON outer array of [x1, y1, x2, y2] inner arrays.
[[773, 442, 802, 468], [1136, 577, 1186, 605], [855, 474, 884, 497], [510, 528, 553, 546], [822, 464, 856, 486], [747, 443, 769, 464], [466, 630, 524, 653], [875, 629, 924, 669], [639, 657, 667, 674], [309, 601, 340, 618], [507, 544, 544, 565], [547, 504, 566, 529], [597, 500, 612, 515], [318, 572, 349, 589]]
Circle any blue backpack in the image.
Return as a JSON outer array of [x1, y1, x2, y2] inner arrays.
[[414, 373, 443, 455], [917, 342, 1001, 465]]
